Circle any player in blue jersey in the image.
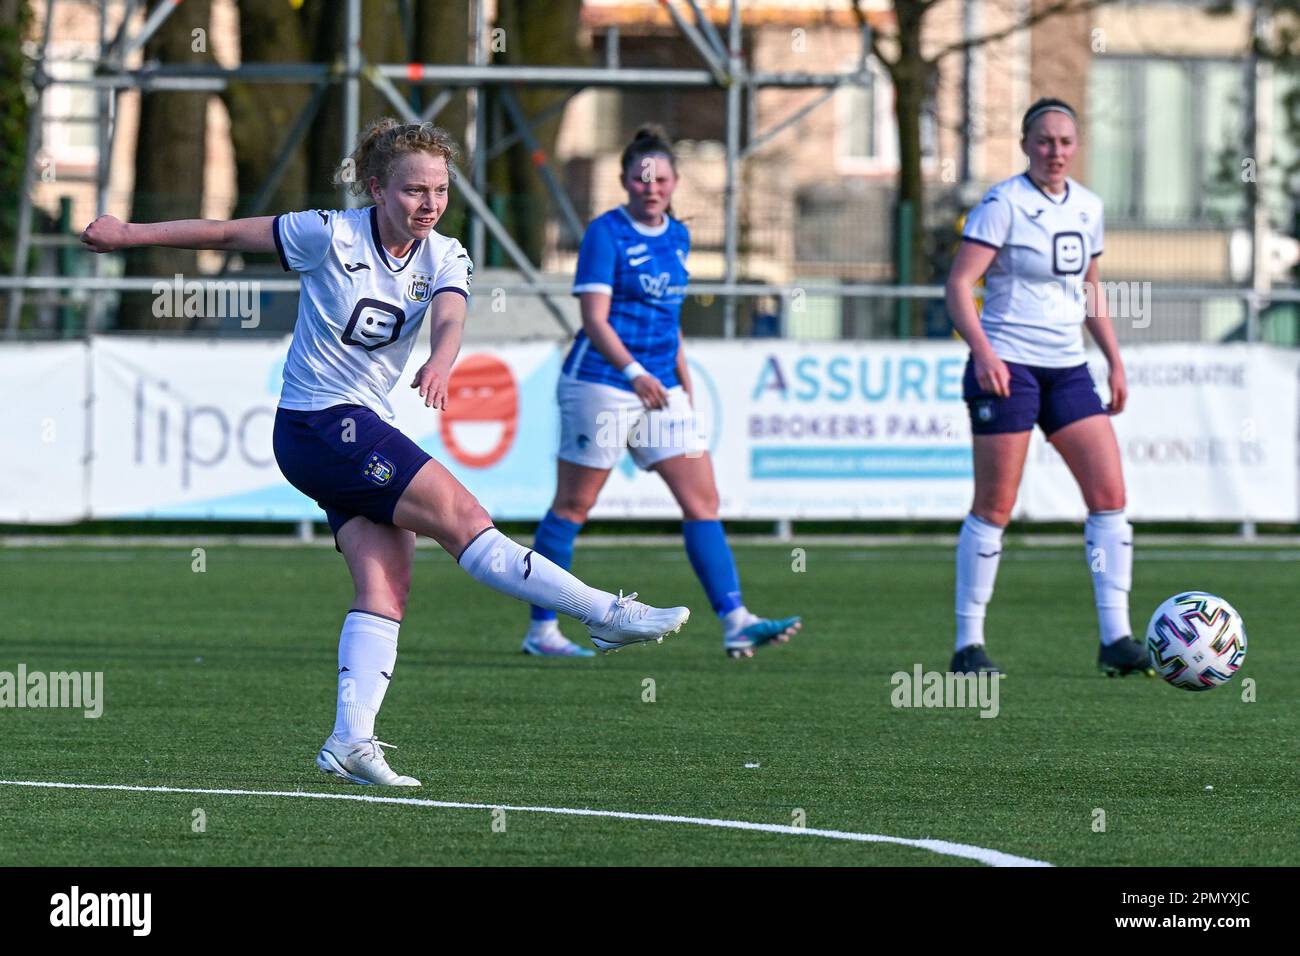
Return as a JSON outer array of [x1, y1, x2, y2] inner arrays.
[[81, 119, 691, 787], [945, 98, 1151, 678], [519, 126, 801, 660]]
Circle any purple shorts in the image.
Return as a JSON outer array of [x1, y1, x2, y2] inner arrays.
[[963, 359, 1107, 436], [272, 404, 431, 540]]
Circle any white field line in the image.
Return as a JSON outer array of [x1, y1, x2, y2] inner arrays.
[[3, 534, 1300, 550], [0, 779, 1052, 868]]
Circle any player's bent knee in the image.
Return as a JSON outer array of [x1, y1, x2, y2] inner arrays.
[[457, 499, 493, 537], [552, 494, 595, 524], [1090, 491, 1127, 513], [681, 498, 719, 521], [354, 588, 406, 622], [971, 501, 1013, 527]]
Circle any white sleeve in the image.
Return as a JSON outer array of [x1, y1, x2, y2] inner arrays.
[[432, 239, 473, 298], [962, 194, 1012, 250], [273, 209, 334, 273], [1090, 204, 1104, 258]]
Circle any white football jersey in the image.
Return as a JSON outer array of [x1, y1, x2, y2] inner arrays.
[[275, 206, 472, 420], [962, 173, 1104, 367]]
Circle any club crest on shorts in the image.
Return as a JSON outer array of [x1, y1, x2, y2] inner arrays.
[[406, 273, 433, 303], [362, 453, 396, 486], [974, 400, 995, 423]]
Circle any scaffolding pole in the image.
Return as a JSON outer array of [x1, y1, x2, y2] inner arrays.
[[722, 0, 742, 338], [468, 0, 488, 271], [8, 2, 876, 341], [5, 0, 55, 340], [343, 0, 362, 209]]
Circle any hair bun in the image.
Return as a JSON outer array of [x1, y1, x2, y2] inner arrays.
[[634, 124, 670, 144]]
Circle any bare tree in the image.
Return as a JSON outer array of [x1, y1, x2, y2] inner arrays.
[[854, 0, 1118, 326]]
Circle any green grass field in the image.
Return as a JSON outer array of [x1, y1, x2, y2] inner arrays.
[[0, 541, 1293, 866]]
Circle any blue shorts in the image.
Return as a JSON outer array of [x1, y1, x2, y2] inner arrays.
[[272, 404, 431, 542], [963, 359, 1106, 436]]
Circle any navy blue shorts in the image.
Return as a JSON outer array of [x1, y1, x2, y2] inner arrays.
[[963, 359, 1107, 436], [273, 404, 432, 540]]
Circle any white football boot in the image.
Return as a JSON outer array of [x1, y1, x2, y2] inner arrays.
[[587, 591, 690, 653], [316, 734, 421, 787]]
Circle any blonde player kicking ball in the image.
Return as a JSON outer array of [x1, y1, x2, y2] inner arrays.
[[519, 125, 800, 660], [945, 97, 1151, 678], [81, 119, 690, 787]]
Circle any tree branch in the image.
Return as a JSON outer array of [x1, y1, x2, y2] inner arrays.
[[851, 0, 897, 71], [928, 0, 1122, 65]]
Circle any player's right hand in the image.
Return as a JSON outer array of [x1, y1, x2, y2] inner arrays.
[[631, 373, 669, 410], [80, 215, 130, 253], [973, 352, 1011, 398]]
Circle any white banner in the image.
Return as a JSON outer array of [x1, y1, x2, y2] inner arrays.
[[2, 338, 1297, 523], [0, 342, 89, 523], [1018, 345, 1300, 521], [89, 337, 304, 519]]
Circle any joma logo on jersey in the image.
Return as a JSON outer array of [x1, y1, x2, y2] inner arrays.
[[640, 272, 673, 297], [362, 453, 396, 486], [406, 274, 434, 303]]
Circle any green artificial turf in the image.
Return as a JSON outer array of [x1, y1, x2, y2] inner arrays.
[[0, 542, 1292, 866]]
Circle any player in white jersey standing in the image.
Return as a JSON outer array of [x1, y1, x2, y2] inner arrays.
[[944, 98, 1152, 677], [81, 119, 691, 787]]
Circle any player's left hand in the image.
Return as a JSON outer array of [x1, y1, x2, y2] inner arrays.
[[1107, 364, 1127, 414], [410, 358, 450, 410]]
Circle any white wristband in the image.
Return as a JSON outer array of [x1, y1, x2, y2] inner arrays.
[[622, 361, 648, 382]]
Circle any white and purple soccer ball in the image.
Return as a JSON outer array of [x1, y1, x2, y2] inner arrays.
[[1145, 592, 1247, 692]]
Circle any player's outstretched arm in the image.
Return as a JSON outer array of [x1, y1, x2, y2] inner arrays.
[[410, 290, 467, 410], [946, 240, 1010, 397], [79, 214, 278, 255]]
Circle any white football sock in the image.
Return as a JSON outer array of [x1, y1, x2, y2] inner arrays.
[[459, 527, 615, 626], [525, 618, 560, 637], [721, 606, 757, 638], [333, 610, 399, 744], [955, 513, 1005, 651], [1085, 510, 1133, 645]]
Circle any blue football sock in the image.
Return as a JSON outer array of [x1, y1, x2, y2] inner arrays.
[[682, 519, 744, 616], [529, 510, 583, 621]]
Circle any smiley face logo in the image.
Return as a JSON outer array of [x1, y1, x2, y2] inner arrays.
[[1052, 231, 1085, 275], [342, 297, 406, 351], [439, 354, 518, 468]]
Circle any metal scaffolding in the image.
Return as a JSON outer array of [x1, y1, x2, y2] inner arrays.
[[6, 0, 880, 339]]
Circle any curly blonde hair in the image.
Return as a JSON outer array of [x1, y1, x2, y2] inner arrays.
[[334, 118, 459, 200]]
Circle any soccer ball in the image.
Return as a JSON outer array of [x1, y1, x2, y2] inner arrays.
[[1145, 592, 1247, 691]]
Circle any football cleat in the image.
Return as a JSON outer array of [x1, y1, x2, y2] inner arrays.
[[950, 644, 1002, 675], [521, 620, 595, 658], [724, 615, 802, 659], [1098, 637, 1156, 678], [588, 591, 690, 653], [316, 734, 421, 787]]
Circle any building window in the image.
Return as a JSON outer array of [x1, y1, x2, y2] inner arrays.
[[1088, 56, 1254, 224], [43, 47, 100, 170], [837, 59, 899, 173]]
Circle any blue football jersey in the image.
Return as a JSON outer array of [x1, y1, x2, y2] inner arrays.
[[562, 206, 690, 391]]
